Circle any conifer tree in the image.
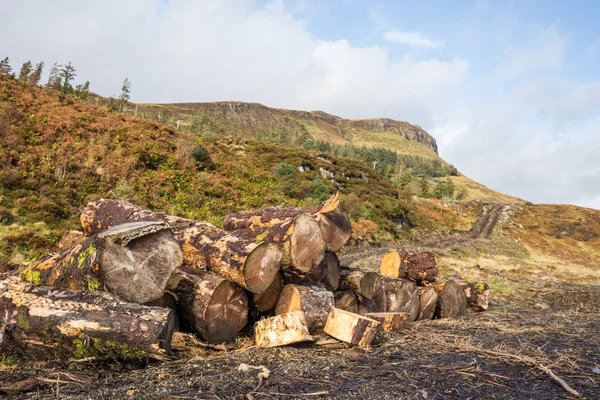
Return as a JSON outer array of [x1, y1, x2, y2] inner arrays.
[[0, 57, 12, 76], [74, 81, 90, 99], [120, 78, 131, 111], [60, 62, 77, 92], [18, 61, 32, 82], [27, 62, 44, 85], [46, 63, 62, 88]]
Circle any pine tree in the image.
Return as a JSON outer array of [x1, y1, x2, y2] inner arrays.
[[60, 62, 77, 92], [120, 78, 131, 112], [0, 57, 12, 76], [46, 63, 62, 89], [74, 81, 90, 99], [27, 61, 44, 85], [18, 61, 32, 82]]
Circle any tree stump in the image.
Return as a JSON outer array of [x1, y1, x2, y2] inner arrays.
[[340, 270, 383, 300], [416, 286, 438, 320], [275, 284, 334, 332], [167, 269, 248, 344], [447, 275, 490, 311], [384, 278, 419, 321], [254, 311, 313, 348], [363, 312, 409, 333], [0, 279, 175, 361], [333, 291, 359, 314], [380, 250, 438, 284], [252, 272, 284, 313], [324, 308, 380, 347], [433, 280, 468, 318], [24, 221, 183, 304]]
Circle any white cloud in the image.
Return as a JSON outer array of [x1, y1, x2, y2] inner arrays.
[[382, 29, 443, 48]]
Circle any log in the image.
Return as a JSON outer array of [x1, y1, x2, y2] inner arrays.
[[275, 284, 334, 332], [363, 312, 409, 333], [23, 221, 183, 304], [167, 269, 248, 344], [57, 230, 86, 250], [254, 311, 313, 348], [252, 272, 284, 313], [0, 279, 174, 361], [433, 280, 468, 319], [417, 286, 438, 320], [380, 250, 438, 284], [384, 278, 419, 321], [448, 275, 490, 311], [223, 193, 352, 252], [80, 199, 282, 293], [144, 292, 180, 329], [333, 291, 359, 314], [288, 251, 341, 291], [324, 308, 379, 347], [358, 289, 387, 315], [340, 270, 383, 300]]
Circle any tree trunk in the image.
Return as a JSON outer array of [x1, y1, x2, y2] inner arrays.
[[358, 288, 387, 314], [254, 311, 313, 348], [57, 230, 86, 250], [363, 312, 409, 333], [275, 284, 334, 333], [417, 286, 438, 320], [80, 199, 282, 293], [324, 308, 380, 347], [223, 193, 351, 252], [384, 278, 419, 321], [23, 221, 183, 304], [447, 275, 490, 311], [288, 251, 341, 291], [252, 272, 283, 313], [340, 270, 383, 300], [333, 291, 359, 314], [380, 250, 438, 284], [0, 279, 174, 361], [433, 280, 468, 319], [167, 269, 248, 344]]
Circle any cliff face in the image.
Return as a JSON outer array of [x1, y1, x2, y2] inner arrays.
[[141, 101, 439, 155]]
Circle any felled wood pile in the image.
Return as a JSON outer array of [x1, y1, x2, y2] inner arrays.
[[0, 194, 490, 362]]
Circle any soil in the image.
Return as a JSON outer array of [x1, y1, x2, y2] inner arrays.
[[1, 279, 598, 399]]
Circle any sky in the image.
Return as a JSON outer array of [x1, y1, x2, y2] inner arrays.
[[1, 0, 600, 208]]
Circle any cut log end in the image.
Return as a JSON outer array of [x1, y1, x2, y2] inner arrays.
[[364, 312, 409, 333], [252, 273, 283, 313], [324, 308, 380, 347], [318, 209, 352, 252], [334, 291, 359, 314], [275, 284, 334, 332], [254, 311, 313, 348], [417, 286, 438, 320], [289, 214, 326, 274], [360, 272, 384, 299], [206, 280, 249, 343], [434, 280, 468, 319], [380, 251, 401, 278], [385, 278, 419, 321], [244, 242, 283, 294]]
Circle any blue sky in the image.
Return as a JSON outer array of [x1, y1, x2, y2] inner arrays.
[[1, 0, 599, 208]]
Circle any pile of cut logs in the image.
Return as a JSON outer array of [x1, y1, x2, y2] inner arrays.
[[0, 194, 490, 362]]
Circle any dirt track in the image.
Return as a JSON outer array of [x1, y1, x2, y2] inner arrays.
[[2, 280, 598, 399]]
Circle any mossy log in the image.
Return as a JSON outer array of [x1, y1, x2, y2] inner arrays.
[[433, 280, 468, 319], [333, 291, 359, 314], [363, 312, 409, 333], [384, 278, 419, 321], [340, 270, 383, 300], [288, 251, 341, 291], [252, 272, 284, 313], [416, 286, 438, 320], [57, 230, 86, 251], [380, 250, 438, 284], [0, 279, 174, 361], [80, 199, 282, 293], [254, 311, 313, 348], [275, 284, 334, 333], [223, 193, 351, 252], [167, 269, 248, 344], [324, 308, 379, 347], [24, 222, 183, 304], [448, 274, 490, 311]]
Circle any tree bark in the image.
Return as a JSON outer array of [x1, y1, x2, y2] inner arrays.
[[167, 269, 248, 344], [0, 279, 174, 361], [324, 308, 380, 347], [254, 311, 313, 348], [384, 278, 419, 321], [223, 193, 351, 252], [252, 272, 283, 313], [24, 221, 183, 304], [57, 230, 86, 250], [363, 312, 409, 333], [340, 270, 383, 300], [447, 275, 490, 311], [416, 286, 438, 320], [433, 280, 468, 319], [333, 291, 359, 314], [275, 284, 333, 333], [380, 250, 438, 284], [80, 199, 282, 293]]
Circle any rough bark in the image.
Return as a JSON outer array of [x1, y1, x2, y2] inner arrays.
[[275, 284, 334, 333], [288, 251, 341, 291], [254, 311, 313, 348], [417, 286, 438, 320], [380, 250, 438, 284], [384, 278, 420, 321], [433, 280, 468, 319], [0, 279, 174, 361], [24, 222, 183, 304], [80, 199, 282, 293], [324, 308, 380, 347], [57, 230, 86, 250], [447, 275, 490, 311], [167, 269, 248, 344], [252, 272, 284, 313], [363, 312, 409, 333], [333, 291, 359, 314], [223, 193, 351, 252], [340, 270, 383, 300]]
